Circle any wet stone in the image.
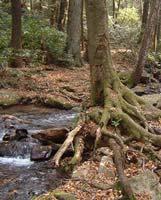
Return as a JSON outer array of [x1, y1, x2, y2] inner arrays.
[[32, 128, 68, 144], [30, 145, 53, 161], [3, 128, 28, 141]]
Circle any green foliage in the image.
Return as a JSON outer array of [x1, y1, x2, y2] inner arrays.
[[0, 7, 66, 65], [0, 8, 11, 57], [23, 15, 66, 62], [117, 7, 140, 26], [109, 7, 140, 52], [41, 27, 66, 58], [147, 52, 161, 64], [111, 118, 122, 127]]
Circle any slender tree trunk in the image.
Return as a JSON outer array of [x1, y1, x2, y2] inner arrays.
[[81, 0, 84, 51], [57, 0, 68, 31], [49, 0, 61, 28], [156, 9, 161, 52], [66, 0, 82, 67], [132, 0, 161, 86], [10, 0, 23, 68], [113, 0, 115, 20], [115, 0, 121, 20], [141, 0, 150, 35], [30, 0, 33, 10]]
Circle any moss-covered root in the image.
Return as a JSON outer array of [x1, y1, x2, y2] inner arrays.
[[69, 135, 85, 165]]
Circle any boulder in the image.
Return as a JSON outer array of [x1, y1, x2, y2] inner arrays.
[[3, 128, 28, 141], [128, 170, 161, 200], [32, 128, 68, 144], [53, 190, 76, 200], [140, 71, 151, 84], [132, 85, 146, 96], [98, 156, 115, 178], [30, 145, 53, 161]]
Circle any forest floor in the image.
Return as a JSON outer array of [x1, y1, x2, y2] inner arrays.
[[2, 50, 161, 200], [0, 50, 135, 109]]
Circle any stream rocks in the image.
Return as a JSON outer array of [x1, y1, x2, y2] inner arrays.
[[0, 127, 71, 162], [3, 128, 28, 141], [31, 145, 53, 161], [32, 128, 69, 144]]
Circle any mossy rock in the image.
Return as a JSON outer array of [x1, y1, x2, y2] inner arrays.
[[34, 191, 76, 200], [53, 191, 76, 200], [0, 91, 22, 107], [43, 97, 73, 110]]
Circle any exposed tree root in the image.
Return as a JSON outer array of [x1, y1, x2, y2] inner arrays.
[[69, 135, 85, 165], [50, 122, 83, 167], [49, 78, 161, 199], [50, 82, 161, 168], [109, 138, 136, 200]]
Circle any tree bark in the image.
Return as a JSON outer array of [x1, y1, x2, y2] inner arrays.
[[57, 0, 68, 31], [65, 0, 82, 67], [11, 0, 22, 50], [10, 0, 23, 68], [141, 0, 150, 32], [86, 0, 113, 105], [48, 0, 61, 28], [132, 0, 161, 86]]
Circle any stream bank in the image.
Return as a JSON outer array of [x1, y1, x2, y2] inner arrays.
[[0, 105, 77, 200]]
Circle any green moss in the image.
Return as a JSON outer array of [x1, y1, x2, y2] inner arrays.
[[43, 97, 73, 110], [53, 191, 76, 200], [0, 91, 22, 107]]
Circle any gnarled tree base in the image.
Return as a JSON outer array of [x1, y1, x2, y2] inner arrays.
[[50, 81, 161, 199]]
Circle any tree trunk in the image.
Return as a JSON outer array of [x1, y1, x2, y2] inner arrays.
[[131, 0, 161, 86], [157, 9, 161, 52], [30, 0, 33, 10], [49, 0, 61, 28], [141, 0, 149, 31], [66, 0, 82, 67], [113, 0, 115, 19], [86, 0, 113, 105], [10, 0, 23, 68], [57, 0, 68, 31]]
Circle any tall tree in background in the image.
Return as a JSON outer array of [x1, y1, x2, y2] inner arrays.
[[141, 0, 150, 33], [131, 0, 161, 86], [57, 0, 68, 31], [10, 0, 23, 67], [154, 7, 161, 52], [49, 0, 60, 27], [66, 0, 82, 67]]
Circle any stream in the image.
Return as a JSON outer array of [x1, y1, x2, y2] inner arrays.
[[0, 105, 77, 200]]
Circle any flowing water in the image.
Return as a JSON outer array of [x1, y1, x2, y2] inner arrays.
[[0, 105, 77, 200]]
